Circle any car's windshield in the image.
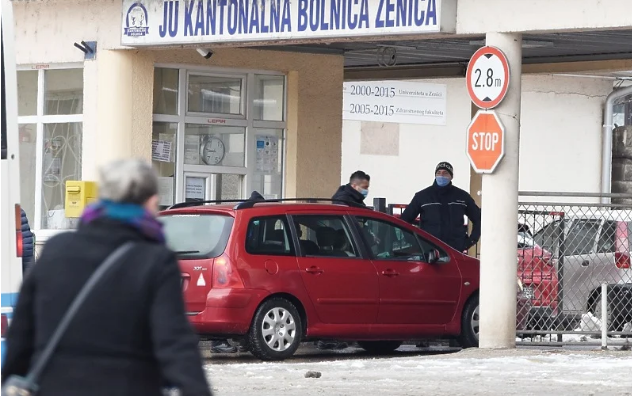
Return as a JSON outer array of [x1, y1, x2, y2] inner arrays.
[[159, 213, 234, 258], [517, 231, 536, 249]]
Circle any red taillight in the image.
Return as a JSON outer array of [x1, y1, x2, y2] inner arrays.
[[15, 205, 23, 258], [1, 314, 8, 337], [212, 255, 244, 289], [615, 252, 631, 269]]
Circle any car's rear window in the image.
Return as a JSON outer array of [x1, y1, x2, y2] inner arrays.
[[160, 214, 234, 259]]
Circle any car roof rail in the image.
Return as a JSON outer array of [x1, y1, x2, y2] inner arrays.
[[233, 197, 367, 210], [166, 196, 368, 211], [168, 199, 245, 210]]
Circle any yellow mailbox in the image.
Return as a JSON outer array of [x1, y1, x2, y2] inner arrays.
[[65, 181, 98, 218]]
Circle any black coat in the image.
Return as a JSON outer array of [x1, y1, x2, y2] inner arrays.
[[401, 182, 481, 252], [1, 218, 211, 396], [332, 184, 366, 207]]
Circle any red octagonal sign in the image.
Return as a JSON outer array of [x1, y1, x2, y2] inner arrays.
[[467, 110, 505, 174]]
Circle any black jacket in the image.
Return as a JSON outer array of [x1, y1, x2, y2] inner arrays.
[[401, 182, 481, 252], [1, 218, 211, 396], [332, 184, 366, 207]]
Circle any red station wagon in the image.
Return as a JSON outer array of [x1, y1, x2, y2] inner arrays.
[[159, 199, 482, 360]]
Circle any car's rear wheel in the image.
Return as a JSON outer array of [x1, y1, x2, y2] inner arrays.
[[357, 341, 402, 354], [248, 298, 303, 361], [459, 294, 480, 348]]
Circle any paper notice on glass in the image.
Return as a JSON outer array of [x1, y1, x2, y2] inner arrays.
[[152, 140, 172, 163], [185, 177, 205, 200], [184, 135, 200, 165], [255, 135, 279, 173], [157, 177, 174, 206]]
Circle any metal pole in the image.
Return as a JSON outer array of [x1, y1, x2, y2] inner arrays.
[[601, 283, 608, 350], [601, 85, 632, 204], [373, 197, 387, 213], [479, 32, 522, 349], [557, 215, 566, 342]]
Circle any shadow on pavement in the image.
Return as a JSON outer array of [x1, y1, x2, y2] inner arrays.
[[201, 342, 462, 364]]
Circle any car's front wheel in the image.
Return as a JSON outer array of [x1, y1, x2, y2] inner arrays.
[[459, 294, 480, 348], [357, 341, 402, 354], [247, 298, 303, 361]]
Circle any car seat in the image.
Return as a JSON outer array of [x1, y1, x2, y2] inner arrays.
[[258, 229, 286, 254], [334, 229, 354, 256], [316, 227, 348, 257]]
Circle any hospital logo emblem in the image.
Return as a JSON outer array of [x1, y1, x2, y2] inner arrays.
[[124, 2, 149, 37]]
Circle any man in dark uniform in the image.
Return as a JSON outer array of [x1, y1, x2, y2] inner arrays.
[[401, 162, 481, 253], [315, 172, 370, 351], [332, 171, 370, 207]]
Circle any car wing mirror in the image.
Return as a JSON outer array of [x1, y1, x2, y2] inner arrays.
[[427, 249, 441, 264]]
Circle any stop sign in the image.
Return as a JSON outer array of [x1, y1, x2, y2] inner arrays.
[[467, 110, 505, 174]]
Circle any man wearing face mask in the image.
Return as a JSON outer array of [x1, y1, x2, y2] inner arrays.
[[401, 162, 481, 253], [332, 170, 370, 207]]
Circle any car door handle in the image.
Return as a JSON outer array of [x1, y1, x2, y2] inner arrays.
[[305, 266, 324, 274], [382, 269, 399, 277], [581, 260, 590, 267]]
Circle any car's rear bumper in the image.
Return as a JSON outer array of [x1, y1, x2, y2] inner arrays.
[[187, 288, 269, 335]]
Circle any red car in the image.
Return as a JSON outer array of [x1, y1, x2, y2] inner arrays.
[[517, 224, 559, 327], [159, 199, 481, 360], [389, 207, 557, 332]]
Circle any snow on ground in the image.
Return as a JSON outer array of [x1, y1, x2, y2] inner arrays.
[[204, 348, 632, 396]]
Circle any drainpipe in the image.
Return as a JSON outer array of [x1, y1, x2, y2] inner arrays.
[[602, 85, 632, 204]]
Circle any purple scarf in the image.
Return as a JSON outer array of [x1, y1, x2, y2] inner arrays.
[[80, 200, 165, 244]]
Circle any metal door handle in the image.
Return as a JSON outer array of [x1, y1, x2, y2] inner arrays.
[[382, 269, 399, 277], [305, 266, 323, 274], [581, 260, 590, 267]]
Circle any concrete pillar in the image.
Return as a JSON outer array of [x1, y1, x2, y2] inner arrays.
[[91, 50, 153, 179], [285, 70, 299, 198], [95, 50, 134, 171], [479, 32, 523, 349]]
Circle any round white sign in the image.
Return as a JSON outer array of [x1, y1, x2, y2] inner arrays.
[[466, 46, 510, 109]]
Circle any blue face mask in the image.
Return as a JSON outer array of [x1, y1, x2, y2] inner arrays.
[[359, 188, 369, 198], [436, 176, 450, 187]]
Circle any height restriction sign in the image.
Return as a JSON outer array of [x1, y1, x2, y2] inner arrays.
[[466, 46, 510, 110]]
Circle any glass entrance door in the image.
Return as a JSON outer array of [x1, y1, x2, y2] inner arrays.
[[152, 68, 286, 207]]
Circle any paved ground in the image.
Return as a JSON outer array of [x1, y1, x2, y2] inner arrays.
[[201, 343, 632, 395]]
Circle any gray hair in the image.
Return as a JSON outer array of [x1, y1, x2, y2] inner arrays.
[[98, 159, 159, 205]]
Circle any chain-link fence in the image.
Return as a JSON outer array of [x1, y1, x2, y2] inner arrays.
[[514, 193, 632, 344], [379, 193, 632, 345]]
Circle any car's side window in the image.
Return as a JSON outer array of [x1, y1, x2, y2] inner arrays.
[[597, 221, 617, 254], [416, 235, 450, 263], [246, 216, 294, 256], [356, 216, 427, 261], [533, 220, 561, 254], [292, 215, 359, 258], [565, 220, 601, 256]]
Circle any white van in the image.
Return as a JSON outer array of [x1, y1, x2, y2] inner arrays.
[[1, 0, 24, 366]]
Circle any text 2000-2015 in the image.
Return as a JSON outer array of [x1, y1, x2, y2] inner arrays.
[[348, 85, 396, 98]]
